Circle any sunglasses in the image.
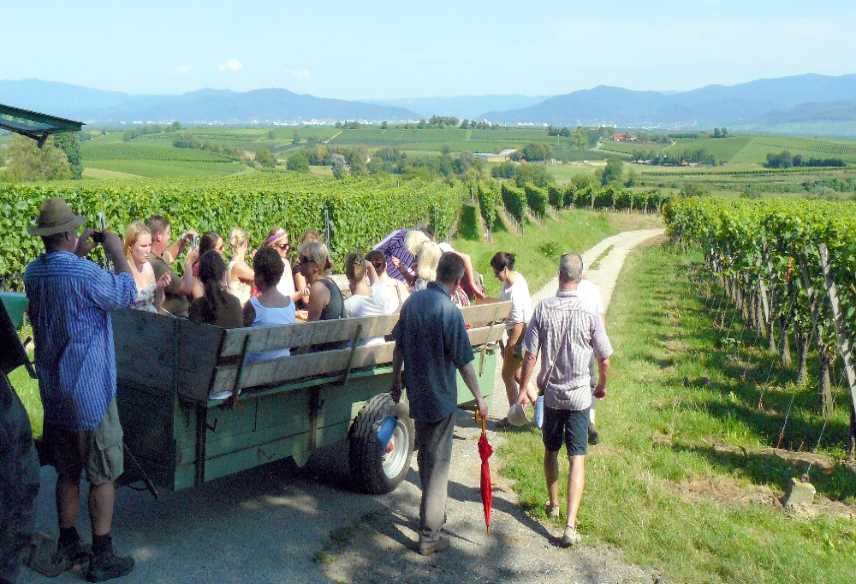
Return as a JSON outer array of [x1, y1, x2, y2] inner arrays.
[[276, 242, 290, 251]]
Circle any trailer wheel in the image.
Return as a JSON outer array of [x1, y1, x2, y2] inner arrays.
[[349, 394, 414, 494]]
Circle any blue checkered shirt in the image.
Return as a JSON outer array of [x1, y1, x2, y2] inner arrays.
[[24, 251, 136, 431]]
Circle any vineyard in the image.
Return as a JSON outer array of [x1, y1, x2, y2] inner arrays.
[[0, 169, 671, 289], [664, 196, 856, 454], [0, 174, 462, 288]]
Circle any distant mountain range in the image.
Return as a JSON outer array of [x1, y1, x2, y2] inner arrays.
[[481, 74, 856, 133], [0, 80, 418, 124], [4, 75, 856, 134], [367, 95, 546, 119]]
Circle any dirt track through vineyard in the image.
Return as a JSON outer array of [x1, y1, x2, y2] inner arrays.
[[22, 229, 663, 584]]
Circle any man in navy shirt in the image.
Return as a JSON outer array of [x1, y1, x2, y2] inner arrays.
[[25, 198, 136, 582], [391, 252, 488, 556]]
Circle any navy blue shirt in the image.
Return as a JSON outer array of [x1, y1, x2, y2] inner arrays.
[[392, 282, 474, 422]]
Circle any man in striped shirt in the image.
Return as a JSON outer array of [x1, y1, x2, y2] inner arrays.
[[24, 198, 137, 582], [517, 253, 612, 548]]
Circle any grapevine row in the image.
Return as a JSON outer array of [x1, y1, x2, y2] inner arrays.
[[664, 196, 856, 455]]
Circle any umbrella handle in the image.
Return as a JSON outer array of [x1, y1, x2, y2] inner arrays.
[[475, 410, 487, 434]]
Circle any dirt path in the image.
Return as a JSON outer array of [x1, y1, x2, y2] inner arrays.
[[321, 229, 664, 584], [22, 230, 663, 584]]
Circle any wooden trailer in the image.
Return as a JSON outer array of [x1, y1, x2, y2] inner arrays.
[[112, 301, 510, 495]]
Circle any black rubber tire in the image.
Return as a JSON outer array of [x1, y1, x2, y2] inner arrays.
[[348, 393, 415, 494]]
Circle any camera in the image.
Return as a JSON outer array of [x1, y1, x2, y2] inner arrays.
[[93, 231, 105, 244]]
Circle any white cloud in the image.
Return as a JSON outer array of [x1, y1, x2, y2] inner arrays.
[[218, 58, 243, 73], [175, 64, 193, 74], [285, 68, 311, 80]]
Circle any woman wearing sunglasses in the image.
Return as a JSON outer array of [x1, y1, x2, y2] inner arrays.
[[261, 227, 299, 302]]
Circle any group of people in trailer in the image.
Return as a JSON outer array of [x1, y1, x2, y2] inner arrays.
[[5, 197, 612, 582]]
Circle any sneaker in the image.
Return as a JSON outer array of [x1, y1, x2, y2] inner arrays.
[[85, 551, 134, 582], [588, 426, 600, 445], [544, 501, 560, 519], [560, 525, 582, 548], [418, 535, 450, 556]]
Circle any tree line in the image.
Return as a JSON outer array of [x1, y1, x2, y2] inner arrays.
[[764, 150, 846, 169]]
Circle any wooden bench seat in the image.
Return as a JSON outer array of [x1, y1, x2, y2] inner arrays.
[[114, 300, 512, 404]]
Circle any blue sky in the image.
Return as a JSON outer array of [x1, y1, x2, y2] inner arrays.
[[3, 0, 856, 99]]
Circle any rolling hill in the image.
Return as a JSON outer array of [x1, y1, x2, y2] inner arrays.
[[0, 80, 419, 124], [482, 74, 856, 133]]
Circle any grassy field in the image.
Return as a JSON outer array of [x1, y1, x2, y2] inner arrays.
[[603, 134, 856, 166], [500, 242, 856, 584], [81, 137, 247, 177]]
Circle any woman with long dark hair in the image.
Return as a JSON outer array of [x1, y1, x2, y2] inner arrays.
[[189, 250, 243, 328], [491, 251, 534, 419]]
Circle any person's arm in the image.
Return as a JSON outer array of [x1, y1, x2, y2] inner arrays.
[[191, 278, 204, 301], [515, 314, 541, 406], [74, 228, 97, 258], [176, 249, 198, 296], [232, 261, 255, 285], [591, 313, 614, 399], [458, 361, 488, 420], [166, 231, 195, 264], [366, 261, 378, 285], [594, 358, 610, 398], [305, 281, 330, 321], [85, 232, 136, 311], [242, 301, 256, 327], [391, 257, 417, 285], [100, 231, 131, 275], [516, 351, 538, 406]]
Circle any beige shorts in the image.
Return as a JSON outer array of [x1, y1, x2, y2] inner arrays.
[[43, 399, 124, 485]]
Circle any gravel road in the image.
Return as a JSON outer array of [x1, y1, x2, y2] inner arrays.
[[20, 229, 663, 584]]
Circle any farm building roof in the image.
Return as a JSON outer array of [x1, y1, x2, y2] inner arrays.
[[0, 103, 83, 145]]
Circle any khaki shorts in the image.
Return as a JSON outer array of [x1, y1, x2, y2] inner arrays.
[[43, 399, 124, 485]]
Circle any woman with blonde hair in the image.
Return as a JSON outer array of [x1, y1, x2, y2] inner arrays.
[[124, 221, 171, 313], [412, 241, 441, 292], [227, 228, 254, 306]]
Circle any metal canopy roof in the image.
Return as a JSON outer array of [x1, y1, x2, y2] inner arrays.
[[0, 103, 84, 146]]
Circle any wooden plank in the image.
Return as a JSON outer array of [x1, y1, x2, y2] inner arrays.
[[461, 301, 512, 326], [219, 314, 400, 357], [113, 309, 178, 391], [175, 318, 225, 402], [212, 323, 505, 395], [213, 342, 397, 393]]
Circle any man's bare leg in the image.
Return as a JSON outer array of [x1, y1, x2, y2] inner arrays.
[[89, 482, 115, 537], [544, 449, 561, 508], [56, 478, 80, 530], [566, 455, 586, 528]]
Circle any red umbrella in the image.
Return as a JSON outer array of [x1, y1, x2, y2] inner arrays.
[[476, 413, 493, 535]]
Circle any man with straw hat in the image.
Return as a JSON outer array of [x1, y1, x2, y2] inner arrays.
[[24, 198, 137, 582]]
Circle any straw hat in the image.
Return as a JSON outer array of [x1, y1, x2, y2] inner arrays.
[[28, 198, 85, 236]]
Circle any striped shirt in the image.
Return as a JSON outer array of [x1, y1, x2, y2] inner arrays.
[[25, 251, 136, 431], [373, 228, 414, 282], [523, 289, 613, 411]]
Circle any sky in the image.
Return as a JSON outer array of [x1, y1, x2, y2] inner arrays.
[[3, 0, 856, 99]]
